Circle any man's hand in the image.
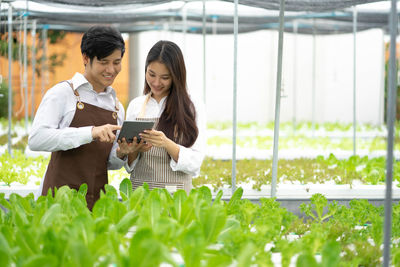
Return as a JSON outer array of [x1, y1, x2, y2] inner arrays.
[[92, 124, 121, 143]]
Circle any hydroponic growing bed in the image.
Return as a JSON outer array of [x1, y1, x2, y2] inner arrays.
[[1, 121, 400, 217], [0, 180, 399, 266], [1, 120, 400, 265]]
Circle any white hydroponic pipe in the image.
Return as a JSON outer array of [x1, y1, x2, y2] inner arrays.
[[271, 0, 285, 198], [383, 0, 397, 265]]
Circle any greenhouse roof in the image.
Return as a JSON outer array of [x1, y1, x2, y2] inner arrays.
[[0, 0, 394, 34]]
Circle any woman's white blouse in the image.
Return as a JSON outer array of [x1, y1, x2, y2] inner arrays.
[[28, 72, 126, 170], [124, 94, 206, 177]]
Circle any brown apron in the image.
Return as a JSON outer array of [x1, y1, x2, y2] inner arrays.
[[42, 81, 118, 210], [130, 94, 192, 194]]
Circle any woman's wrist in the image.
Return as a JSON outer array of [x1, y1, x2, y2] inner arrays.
[[165, 138, 180, 162]]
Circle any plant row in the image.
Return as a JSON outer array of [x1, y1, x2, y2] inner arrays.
[[195, 154, 400, 190], [1, 152, 399, 190], [0, 119, 395, 133], [207, 121, 395, 133], [207, 135, 400, 152], [0, 180, 399, 266]]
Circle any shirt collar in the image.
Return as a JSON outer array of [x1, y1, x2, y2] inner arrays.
[[150, 94, 168, 106], [70, 72, 115, 96]]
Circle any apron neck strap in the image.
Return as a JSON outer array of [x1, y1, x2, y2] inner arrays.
[[138, 93, 152, 118]]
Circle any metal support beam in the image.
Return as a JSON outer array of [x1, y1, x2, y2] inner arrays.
[[7, 5, 13, 156], [271, 0, 285, 197], [232, 0, 238, 193], [41, 27, 48, 97], [23, 12, 28, 132], [31, 20, 37, 119], [292, 21, 298, 136], [352, 6, 357, 156], [383, 1, 397, 266], [202, 0, 206, 104]]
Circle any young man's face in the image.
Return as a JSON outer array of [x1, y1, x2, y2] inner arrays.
[[83, 49, 122, 93]]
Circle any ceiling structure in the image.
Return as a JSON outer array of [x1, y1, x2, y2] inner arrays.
[[0, 0, 394, 35]]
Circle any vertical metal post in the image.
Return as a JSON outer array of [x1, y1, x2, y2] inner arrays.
[[352, 7, 357, 156], [383, 1, 397, 266], [7, 5, 13, 156], [311, 19, 316, 137], [202, 0, 206, 104], [292, 21, 298, 136], [379, 30, 385, 125], [232, 0, 238, 194], [31, 20, 36, 119], [41, 27, 47, 97], [269, 33, 275, 120], [23, 12, 28, 132], [271, 0, 285, 198]]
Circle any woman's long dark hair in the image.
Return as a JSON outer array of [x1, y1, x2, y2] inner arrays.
[[143, 40, 198, 147]]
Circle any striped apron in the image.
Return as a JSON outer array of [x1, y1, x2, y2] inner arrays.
[[130, 94, 192, 194]]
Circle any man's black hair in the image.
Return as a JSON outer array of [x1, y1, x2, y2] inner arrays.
[[81, 25, 125, 62]]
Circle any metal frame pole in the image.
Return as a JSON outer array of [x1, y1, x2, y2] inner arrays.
[[292, 20, 298, 136], [232, 0, 238, 193], [352, 6, 357, 156], [7, 5, 13, 156], [41, 27, 47, 97], [383, 1, 397, 266], [202, 0, 206, 104], [271, 0, 285, 197], [311, 19, 316, 137], [31, 20, 37, 119], [23, 12, 28, 131]]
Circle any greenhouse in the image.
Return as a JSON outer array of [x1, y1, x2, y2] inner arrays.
[[0, 0, 400, 266]]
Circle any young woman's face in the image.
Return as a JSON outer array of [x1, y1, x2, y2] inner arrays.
[[83, 49, 122, 93], [146, 61, 172, 102]]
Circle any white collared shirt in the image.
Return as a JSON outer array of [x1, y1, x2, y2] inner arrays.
[[124, 94, 206, 177], [28, 72, 126, 170]]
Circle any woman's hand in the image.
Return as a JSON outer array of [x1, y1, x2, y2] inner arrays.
[[139, 129, 169, 148], [116, 137, 152, 159], [140, 130, 180, 162]]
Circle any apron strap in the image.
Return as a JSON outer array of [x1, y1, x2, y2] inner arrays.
[[138, 93, 152, 119], [65, 80, 119, 114]]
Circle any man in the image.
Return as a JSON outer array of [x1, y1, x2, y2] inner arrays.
[[29, 25, 127, 209]]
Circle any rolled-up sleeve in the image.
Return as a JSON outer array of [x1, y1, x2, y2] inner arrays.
[[107, 102, 127, 170], [28, 86, 94, 152], [170, 100, 206, 177]]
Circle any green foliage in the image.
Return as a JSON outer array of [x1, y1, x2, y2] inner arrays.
[[194, 155, 400, 190], [300, 194, 338, 223], [0, 182, 399, 266], [0, 151, 47, 186]]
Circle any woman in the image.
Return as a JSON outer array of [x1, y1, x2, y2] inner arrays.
[[118, 40, 206, 194]]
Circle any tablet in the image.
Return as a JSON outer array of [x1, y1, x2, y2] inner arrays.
[[117, 121, 155, 143]]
